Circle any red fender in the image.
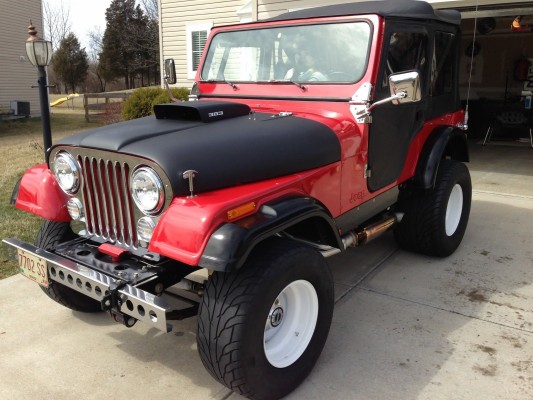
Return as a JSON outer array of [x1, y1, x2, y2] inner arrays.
[[148, 164, 340, 266], [15, 163, 70, 222]]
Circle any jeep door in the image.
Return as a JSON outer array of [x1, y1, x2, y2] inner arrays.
[[367, 24, 430, 192]]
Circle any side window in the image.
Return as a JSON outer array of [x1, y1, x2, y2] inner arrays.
[[186, 23, 212, 79], [432, 32, 455, 96], [384, 31, 428, 86]]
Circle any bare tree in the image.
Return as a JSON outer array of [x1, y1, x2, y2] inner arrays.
[[43, 0, 72, 51], [87, 27, 106, 92], [139, 0, 158, 22], [88, 27, 104, 60]]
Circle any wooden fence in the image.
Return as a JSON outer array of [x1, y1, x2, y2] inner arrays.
[[83, 92, 131, 122]]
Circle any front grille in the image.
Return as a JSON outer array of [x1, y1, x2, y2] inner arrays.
[[78, 156, 137, 248]]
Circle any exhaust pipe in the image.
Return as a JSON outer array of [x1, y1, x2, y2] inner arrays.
[[291, 213, 403, 258], [342, 213, 402, 249]]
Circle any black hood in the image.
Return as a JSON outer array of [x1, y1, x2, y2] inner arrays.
[[56, 102, 341, 196]]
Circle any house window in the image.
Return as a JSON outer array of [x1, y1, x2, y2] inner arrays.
[[191, 31, 207, 71], [186, 23, 212, 79]]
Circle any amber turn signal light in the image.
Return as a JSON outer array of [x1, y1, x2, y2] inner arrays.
[[227, 201, 256, 221]]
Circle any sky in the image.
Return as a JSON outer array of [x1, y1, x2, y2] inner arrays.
[[46, 0, 111, 49]]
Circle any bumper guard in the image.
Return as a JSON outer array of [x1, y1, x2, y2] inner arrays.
[[3, 238, 173, 333]]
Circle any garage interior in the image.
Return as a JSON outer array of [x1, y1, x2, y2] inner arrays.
[[457, 4, 533, 146]]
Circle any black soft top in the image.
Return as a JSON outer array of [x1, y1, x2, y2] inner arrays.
[[266, 0, 461, 26]]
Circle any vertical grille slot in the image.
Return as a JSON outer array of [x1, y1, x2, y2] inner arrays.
[[79, 156, 136, 248]]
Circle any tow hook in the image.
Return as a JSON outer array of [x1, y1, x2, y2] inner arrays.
[[110, 309, 138, 328], [101, 279, 137, 328]]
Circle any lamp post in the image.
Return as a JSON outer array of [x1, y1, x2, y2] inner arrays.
[[26, 21, 53, 158]]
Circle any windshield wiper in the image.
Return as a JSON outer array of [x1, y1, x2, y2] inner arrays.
[[203, 79, 238, 89], [265, 79, 307, 91], [289, 80, 307, 91]]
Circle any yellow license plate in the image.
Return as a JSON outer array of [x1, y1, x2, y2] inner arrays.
[[17, 249, 49, 287]]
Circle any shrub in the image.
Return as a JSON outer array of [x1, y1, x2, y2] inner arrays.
[[150, 88, 190, 113], [121, 87, 190, 120], [170, 87, 191, 101], [121, 88, 162, 120]]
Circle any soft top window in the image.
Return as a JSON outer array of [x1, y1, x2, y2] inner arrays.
[[382, 30, 428, 90], [201, 22, 371, 84], [431, 31, 456, 96]]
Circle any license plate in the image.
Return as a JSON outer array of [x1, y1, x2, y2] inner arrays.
[[17, 249, 49, 287]]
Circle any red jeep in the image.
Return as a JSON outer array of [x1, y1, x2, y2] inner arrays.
[[4, 1, 470, 398]]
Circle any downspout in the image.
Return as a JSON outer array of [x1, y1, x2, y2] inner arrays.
[[158, 0, 165, 88], [252, 0, 258, 21]]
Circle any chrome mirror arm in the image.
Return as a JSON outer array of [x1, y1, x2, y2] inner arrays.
[[354, 91, 407, 117], [164, 76, 179, 102]]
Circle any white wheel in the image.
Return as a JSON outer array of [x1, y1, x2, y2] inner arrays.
[[393, 160, 471, 257], [264, 280, 318, 368], [197, 239, 334, 399], [445, 183, 463, 236]]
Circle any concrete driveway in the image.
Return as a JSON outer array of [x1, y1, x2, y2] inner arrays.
[[1, 142, 532, 399]]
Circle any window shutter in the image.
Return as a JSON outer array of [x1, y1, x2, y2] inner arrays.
[[192, 30, 208, 71]]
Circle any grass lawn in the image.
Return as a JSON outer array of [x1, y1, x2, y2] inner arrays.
[[0, 111, 105, 279]]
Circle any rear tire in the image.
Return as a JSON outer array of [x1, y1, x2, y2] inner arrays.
[[36, 220, 102, 312], [394, 159, 471, 257], [197, 239, 334, 400]]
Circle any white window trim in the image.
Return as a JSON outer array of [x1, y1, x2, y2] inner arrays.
[[186, 22, 213, 80], [237, 0, 253, 22]]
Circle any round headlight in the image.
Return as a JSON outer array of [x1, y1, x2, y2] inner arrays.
[[53, 152, 79, 194], [130, 167, 164, 214]]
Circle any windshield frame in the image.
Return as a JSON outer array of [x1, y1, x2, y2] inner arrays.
[[199, 19, 373, 85]]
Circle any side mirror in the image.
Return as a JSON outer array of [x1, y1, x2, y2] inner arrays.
[[164, 59, 177, 85], [354, 70, 422, 122], [389, 71, 421, 104]]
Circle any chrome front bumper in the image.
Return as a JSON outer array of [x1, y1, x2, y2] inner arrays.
[[3, 238, 173, 333]]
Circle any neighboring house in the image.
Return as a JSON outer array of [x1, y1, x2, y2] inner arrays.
[[159, 0, 533, 103], [0, 0, 44, 118]]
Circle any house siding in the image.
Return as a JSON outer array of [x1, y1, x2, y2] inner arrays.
[[0, 0, 43, 117], [159, 0, 245, 87], [160, 0, 533, 88], [256, 0, 354, 19], [256, 0, 533, 18]]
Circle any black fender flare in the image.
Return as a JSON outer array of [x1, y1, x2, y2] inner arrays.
[[412, 126, 469, 190], [199, 197, 342, 272]]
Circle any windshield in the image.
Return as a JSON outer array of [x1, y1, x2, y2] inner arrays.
[[200, 22, 371, 84]]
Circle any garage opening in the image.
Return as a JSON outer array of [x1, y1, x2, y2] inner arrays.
[[458, 4, 533, 145]]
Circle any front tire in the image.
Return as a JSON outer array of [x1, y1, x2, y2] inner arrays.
[[394, 159, 472, 257], [197, 239, 334, 400], [36, 220, 102, 312]]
